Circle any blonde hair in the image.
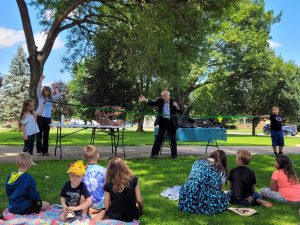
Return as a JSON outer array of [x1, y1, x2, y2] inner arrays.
[[83, 145, 99, 162], [237, 150, 252, 165], [105, 157, 133, 193], [16, 152, 32, 168]]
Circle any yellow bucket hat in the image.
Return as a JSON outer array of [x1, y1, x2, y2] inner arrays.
[[67, 160, 87, 176]]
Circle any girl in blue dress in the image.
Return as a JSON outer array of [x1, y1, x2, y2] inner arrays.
[[178, 150, 229, 214]]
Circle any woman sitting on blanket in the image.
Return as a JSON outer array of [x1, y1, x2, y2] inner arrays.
[[261, 154, 300, 203], [178, 150, 229, 214], [92, 157, 143, 222]]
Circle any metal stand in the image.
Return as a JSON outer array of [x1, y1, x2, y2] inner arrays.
[[54, 126, 89, 159], [205, 140, 220, 155], [53, 125, 126, 159], [91, 127, 126, 158]]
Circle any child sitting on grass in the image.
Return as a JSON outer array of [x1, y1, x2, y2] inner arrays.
[[92, 157, 143, 222], [59, 160, 92, 221], [228, 150, 272, 208], [5, 152, 50, 214], [82, 145, 107, 214], [261, 154, 300, 203]]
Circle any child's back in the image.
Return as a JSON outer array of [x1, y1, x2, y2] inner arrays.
[[6, 171, 40, 214], [228, 150, 272, 208], [228, 165, 256, 204], [104, 175, 139, 222], [82, 145, 106, 210], [92, 157, 143, 223], [5, 153, 49, 214], [83, 164, 106, 208]]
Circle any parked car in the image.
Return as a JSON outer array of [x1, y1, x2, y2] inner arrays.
[[263, 124, 298, 136]]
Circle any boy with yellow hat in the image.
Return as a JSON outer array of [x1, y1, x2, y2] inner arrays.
[[59, 160, 92, 221]]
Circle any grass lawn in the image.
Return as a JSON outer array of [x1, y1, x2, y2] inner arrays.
[[0, 128, 299, 147], [0, 155, 299, 224]]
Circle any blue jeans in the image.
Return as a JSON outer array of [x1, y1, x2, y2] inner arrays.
[[227, 191, 262, 206]]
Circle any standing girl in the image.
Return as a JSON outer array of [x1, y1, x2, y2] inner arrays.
[[36, 75, 62, 156], [19, 99, 40, 155], [92, 157, 143, 222]]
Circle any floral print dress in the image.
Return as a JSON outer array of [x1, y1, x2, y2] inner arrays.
[[178, 159, 228, 214]]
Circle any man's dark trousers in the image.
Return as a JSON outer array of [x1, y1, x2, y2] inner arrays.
[[151, 118, 177, 157]]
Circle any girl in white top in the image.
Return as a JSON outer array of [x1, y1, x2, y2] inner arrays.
[[19, 99, 42, 155]]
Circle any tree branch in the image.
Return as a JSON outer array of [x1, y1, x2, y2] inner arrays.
[[41, 0, 93, 62], [102, 2, 133, 28], [16, 0, 36, 56]]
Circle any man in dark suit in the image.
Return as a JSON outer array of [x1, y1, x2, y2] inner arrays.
[[139, 90, 181, 159]]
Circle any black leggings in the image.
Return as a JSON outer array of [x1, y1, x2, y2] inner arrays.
[[36, 116, 51, 154], [23, 134, 35, 155]]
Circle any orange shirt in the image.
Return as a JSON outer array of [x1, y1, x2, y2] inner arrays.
[[272, 169, 300, 202]]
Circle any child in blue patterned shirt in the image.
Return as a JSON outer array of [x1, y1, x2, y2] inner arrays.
[[82, 145, 107, 214]]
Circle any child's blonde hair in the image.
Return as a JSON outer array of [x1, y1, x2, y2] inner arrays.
[[237, 150, 252, 165], [83, 145, 99, 162], [16, 152, 33, 168]]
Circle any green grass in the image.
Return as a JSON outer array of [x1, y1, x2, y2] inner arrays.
[[0, 155, 299, 224], [0, 128, 299, 147]]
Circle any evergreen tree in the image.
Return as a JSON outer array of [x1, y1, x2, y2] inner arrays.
[[0, 74, 3, 88], [0, 46, 30, 124]]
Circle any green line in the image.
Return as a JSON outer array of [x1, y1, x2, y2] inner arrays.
[[48, 101, 259, 119]]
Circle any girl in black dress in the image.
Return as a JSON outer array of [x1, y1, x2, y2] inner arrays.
[[92, 157, 143, 222]]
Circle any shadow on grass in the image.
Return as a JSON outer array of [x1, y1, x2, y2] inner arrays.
[[0, 156, 299, 225]]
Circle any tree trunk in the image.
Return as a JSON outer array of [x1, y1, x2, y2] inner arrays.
[[251, 120, 256, 136], [27, 53, 44, 103], [251, 117, 259, 136], [136, 115, 145, 132]]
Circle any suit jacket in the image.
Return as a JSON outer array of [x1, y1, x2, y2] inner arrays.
[[147, 98, 182, 129]]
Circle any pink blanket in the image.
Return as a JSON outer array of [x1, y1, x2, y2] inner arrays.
[[1, 205, 139, 225]]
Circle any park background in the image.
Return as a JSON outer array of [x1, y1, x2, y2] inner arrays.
[[0, 0, 300, 224]]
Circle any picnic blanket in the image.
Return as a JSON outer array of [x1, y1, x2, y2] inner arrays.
[[0, 205, 139, 225]]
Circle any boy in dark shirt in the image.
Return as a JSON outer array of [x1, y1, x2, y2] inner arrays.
[[261, 106, 284, 155], [59, 160, 92, 221], [228, 150, 272, 207]]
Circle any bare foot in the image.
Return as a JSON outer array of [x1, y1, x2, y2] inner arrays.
[[89, 208, 101, 214], [257, 199, 272, 208], [91, 210, 106, 222]]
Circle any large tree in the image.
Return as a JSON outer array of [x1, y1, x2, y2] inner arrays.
[[192, 0, 300, 134], [17, 0, 237, 104], [17, 0, 133, 101], [0, 46, 30, 124], [67, 0, 237, 130]]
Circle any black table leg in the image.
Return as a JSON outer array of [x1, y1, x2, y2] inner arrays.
[[59, 126, 62, 159], [113, 129, 117, 156], [90, 128, 96, 145], [110, 129, 114, 154], [121, 128, 125, 158], [55, 126, 59, 156]]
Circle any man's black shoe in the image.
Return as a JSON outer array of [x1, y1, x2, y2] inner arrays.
[[150, 155, 158, 159], [172, 156, 177, 160]]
